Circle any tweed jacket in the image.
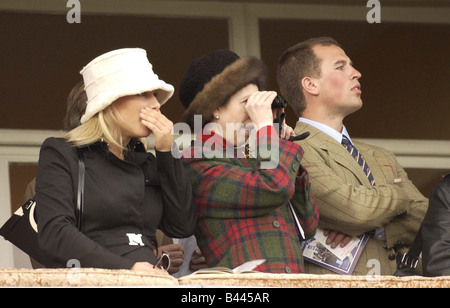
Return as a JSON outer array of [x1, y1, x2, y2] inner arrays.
[[294, 122, 428, 275], [181, 126, 319, 273]]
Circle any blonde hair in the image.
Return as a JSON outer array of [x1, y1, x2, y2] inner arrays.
[[64, 105, 132, 151]]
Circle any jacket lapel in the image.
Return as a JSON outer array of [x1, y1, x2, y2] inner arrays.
[[353, 141, 385, 185], [294, 122, 371, 186]]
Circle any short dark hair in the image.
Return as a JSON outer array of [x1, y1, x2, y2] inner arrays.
[[277, 37, 341, 117], [63, 80, 87, 130]]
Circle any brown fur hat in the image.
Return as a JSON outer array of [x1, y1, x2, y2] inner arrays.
[[179, 49, 267, 128]]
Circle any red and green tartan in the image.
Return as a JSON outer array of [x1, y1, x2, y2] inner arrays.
[[181, 126, 319, 273]]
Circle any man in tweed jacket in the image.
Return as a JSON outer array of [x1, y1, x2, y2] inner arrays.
[[179, 49, 319, 273], [277, 37, 428, 275]]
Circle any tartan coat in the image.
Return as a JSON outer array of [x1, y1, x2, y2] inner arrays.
[[294, 122, 428, 275], [181, 126, 319, 273]]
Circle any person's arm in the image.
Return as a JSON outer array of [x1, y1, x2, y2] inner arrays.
[[35, 138, 135, 269], [422, 175, 450, 276], [156, 147, 196, 239], [141, 108, 197, 239], [289, 162, 320, 241], [298, 141, 417, 236], [183, 126, 301, 219], [284, 139, 319, 240], [382, 153, 428, 248]]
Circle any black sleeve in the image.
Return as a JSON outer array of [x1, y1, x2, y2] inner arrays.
[[155, 146, 197, 238], [35, 138, 135, 269], [422, 174, 450, 276]]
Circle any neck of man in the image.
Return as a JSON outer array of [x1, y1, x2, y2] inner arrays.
[[301, 108, 345, 133]]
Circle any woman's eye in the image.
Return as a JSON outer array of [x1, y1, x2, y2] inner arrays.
[[137, 92, 148, 98], [336, 66, 344, 71]]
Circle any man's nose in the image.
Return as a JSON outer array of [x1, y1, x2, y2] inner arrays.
[[351, 66, 362, 79]]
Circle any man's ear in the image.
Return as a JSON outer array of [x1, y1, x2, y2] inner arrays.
[[301, 77, 319, 96]]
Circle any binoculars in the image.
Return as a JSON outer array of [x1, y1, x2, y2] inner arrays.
[[271, 96, 287, 109]]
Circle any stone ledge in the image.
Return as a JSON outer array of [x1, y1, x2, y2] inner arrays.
[[1, 268, 449, 288]]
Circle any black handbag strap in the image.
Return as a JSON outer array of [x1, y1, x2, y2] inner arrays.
[[76, 148, 85, 232], [397, 226, 422, 270]]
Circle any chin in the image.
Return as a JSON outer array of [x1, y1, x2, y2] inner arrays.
[[136, 128, 151, 138], [351, 98, 363, 111]]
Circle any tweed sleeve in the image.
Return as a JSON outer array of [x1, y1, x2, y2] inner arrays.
[[298, 140, 421, 236], [182, 126, 303, 219], [382, 148, 428, 248]]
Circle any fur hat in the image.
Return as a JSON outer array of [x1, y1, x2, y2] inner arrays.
[[80, 48, 174, 124], [179, 49, 267, 128]]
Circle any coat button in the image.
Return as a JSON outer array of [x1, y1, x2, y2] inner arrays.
[[295, 153, 301, 162], [285, 266, 291, 273], [388, 253, 396, 261], [272, 220, 280, 228]]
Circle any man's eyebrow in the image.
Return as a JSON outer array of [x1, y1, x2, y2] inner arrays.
[[334, 59, 353, 66]]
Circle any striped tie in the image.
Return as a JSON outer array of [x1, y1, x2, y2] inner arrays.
[[341, 135, 376, 186]]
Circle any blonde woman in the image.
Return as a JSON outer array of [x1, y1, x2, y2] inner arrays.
[[35, 48, 196, 273]]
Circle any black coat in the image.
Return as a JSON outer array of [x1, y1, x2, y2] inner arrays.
[[422, 174, 450, 276], [35, 137, 196, 269]]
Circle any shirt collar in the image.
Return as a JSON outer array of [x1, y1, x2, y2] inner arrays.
[[299, 117, 353, 145]]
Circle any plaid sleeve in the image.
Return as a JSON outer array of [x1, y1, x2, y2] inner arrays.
[[182, 126, 303, 219], [290, 163, 320, 240]]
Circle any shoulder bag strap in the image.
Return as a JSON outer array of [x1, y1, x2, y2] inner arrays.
[[76, 148, 85, 232]]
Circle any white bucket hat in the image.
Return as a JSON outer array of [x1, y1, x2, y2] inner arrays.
[[79, 48, 174, 124]]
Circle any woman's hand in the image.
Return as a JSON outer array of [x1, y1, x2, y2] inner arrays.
[[140, 107, 174, 152], [157, 244, 184, 274], [189, 248, 208, 272], [245, 91, 277, 131]]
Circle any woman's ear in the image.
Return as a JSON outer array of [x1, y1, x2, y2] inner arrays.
[[301, 77, 319, 96]]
